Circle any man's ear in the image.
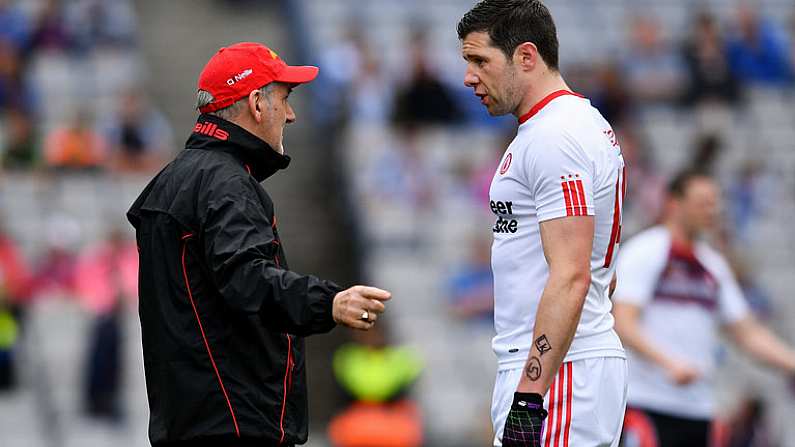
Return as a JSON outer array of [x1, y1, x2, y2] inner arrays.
[[248, 89, 262, 123], [514, 42, 539, 72]]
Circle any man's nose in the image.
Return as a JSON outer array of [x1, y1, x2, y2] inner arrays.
[[464, 69, 479, 88], [286, 102, 296, 124]]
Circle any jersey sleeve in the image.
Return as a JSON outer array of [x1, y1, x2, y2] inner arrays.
[[613, 232, 668, 306], [527, 130, 595, 222]]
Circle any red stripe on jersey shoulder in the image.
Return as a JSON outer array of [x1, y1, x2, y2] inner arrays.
[[561, 181, 574, 216], [575, 180, 587, 215]]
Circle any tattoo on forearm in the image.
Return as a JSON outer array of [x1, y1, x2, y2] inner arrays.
[[526, 357, 542, 381], [534, 334, 552, 356]]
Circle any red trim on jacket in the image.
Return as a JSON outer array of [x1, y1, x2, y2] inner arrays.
[[180, 234, 240, 438]]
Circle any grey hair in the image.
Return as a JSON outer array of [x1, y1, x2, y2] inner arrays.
[[196, 84, 276, 120]]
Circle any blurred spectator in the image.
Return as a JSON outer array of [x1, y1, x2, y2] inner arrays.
[[328, 324, 423, 447], [101, 90, 172, 173], [1, 107, 37, 169], [367, 125, 436, 211], [31, 214, 81, 297], [689, 133, 724, 175], [727, 160, 771, 243], [29, 0, 72, 54], [316, 28, 365, 127], [0, 39, 32, 113], [350, 44, 392, 125], [590, 62, 634, 127], [0, 225, 32, 391], [65, 0, 137, 52], [75, 228, 137, 422], [43, 109, 107, 171], [0, 0, 31, 52], [446, 235, 493, 323], [616, 126, 665, 229], [74, 228, 137, 316], [727, 4, 793, 86], [392, 30, 461, 126], [0, 223, 33, 304], [682, 12, 741, 107], [622, 15, 685, 104]]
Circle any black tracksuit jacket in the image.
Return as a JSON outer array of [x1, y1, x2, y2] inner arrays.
[[127, 114, 341, 446]]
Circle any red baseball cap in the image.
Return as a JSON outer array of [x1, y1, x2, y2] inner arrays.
[[197, 42, 319, 113]]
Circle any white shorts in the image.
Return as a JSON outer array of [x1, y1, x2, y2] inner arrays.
[[492, 357, 628, 447]]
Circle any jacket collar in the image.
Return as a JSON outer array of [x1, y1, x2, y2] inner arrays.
[[185, 113, 291, 182]]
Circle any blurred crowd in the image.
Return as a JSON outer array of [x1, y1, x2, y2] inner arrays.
[[0, 0, 153, 436], [0, 0, 172, 174]]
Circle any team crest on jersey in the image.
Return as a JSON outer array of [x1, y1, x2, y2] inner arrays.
[[499, 153, 512, 175]]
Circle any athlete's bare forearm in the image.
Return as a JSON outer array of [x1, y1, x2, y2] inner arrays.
[[516, 271, 589, 394]]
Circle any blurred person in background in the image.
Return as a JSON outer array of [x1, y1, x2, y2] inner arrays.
[[101, 89, 173, 173], [31, 213, 81, 299], [688, 133, 724, 176], [614, 171, 795, 447], [727, 4, 793, 87], [28, 0, 73, 54], [681, 12, 741, 108], [43, 108, 107, 171], [589, 62, 634, 128], [327, 322, 423, 447], [726, 160, 770, 244], [65, 0, 137, 53], [681, 11, 741, 134], [392, 29, 461, 127], [615, 127, 664, 231], [458, 1, 628, 445], [74, 228, 137, 422], [1, 107, 37, 170], [367, 123, 436, 213], [315, 27, 365, 129], [446, 234, 493, 324], [0, 0, 31, 54], [0, 38, 32, 114], [621, 15, 685, 104], [0, 222, 32, 391], [127, 42, 392, 447]]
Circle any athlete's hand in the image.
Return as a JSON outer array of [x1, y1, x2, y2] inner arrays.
[[332, 285, 391, 330], [501, 392, 548, 447], [664, 360, 701, 385]]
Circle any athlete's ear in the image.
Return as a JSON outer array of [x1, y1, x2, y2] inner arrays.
[[514, 42, 539, 72]]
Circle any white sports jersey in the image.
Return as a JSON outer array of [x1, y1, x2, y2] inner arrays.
[[614, 226, 749, 419], [489, 90, 626, 371]]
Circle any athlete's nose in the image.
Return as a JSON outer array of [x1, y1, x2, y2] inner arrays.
[[464, 68, 479, 88]]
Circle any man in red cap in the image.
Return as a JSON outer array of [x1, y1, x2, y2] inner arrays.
[[128, 42, 392, 447]]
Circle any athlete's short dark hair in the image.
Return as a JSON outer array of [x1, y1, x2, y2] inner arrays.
[[457, 0, 559, 70], [667, 170, 712, 198]]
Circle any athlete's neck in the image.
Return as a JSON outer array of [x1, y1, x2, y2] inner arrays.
[[515, 70, 572, 119], [664, 220, 698, 247]]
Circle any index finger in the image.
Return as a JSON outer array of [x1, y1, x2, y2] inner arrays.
[[355, 286, 392, 301]]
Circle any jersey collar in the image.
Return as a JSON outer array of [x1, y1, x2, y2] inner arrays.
[[518, 90, 585, 124]]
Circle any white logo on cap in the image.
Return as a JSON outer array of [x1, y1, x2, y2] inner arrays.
[[226, 69, 253, 86]]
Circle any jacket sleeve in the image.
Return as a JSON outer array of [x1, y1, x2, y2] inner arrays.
[[200, 179, 341, 336]]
